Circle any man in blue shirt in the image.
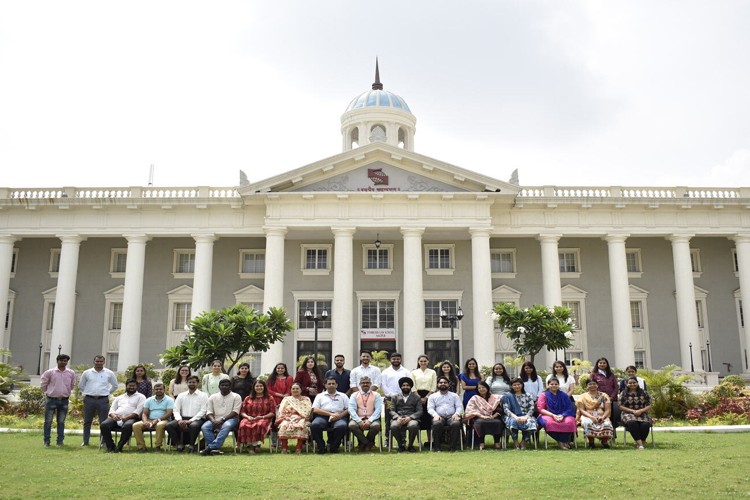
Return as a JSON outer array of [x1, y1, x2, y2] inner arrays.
[[323, 354, 351, 395], [132, 382, 174, 452]]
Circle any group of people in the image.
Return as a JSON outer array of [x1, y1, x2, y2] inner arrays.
[[39, 351, 654, 453]]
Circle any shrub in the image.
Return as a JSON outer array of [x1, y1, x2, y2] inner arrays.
[[640, 365, 697, 419], [161, 368, 177, 389], [721, 375, 746, 389], [18, 386, 45, 415]]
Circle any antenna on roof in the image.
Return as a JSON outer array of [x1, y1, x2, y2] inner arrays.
[[372, 57, 383, 90], [148, 164, 154, 186]]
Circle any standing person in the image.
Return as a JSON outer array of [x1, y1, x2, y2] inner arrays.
[[577, 378, 614, 449], [380, 352, 411, 440], [546, 361, 577, 397], [427, 376, 463, 452], [167, 375, 208, 453], [200, 379, 242, 456], [131, 364, 152, 398], [99, 379, 146, 453], [619, 366, 647, 392], [589, 357, 620, 426], [231, 362, 255, 402], [202, 359, 230, 396], [390, 377, 422, 452], [411, 355, 437, 434], [438, 361, 459, 394], [276, 382, 312, 454], [267, 362, 294, 407], [536, 378, 576, 449], [40, 354, 76, 447], [349, 350, 381, 393], [132, 382, 174, 452], [487, 363, 511, 398], [464, 381, 503, 450], [459, 358, 482, 408], [238, 380, 277, 454], [619, 376, 653, 449], [169, 365, 191, 399], [347, 376, 383, 452], [520, 361, 544, 401], [294, 356, 324, 402], [324, 354, 351, 395], [310, 377, 350, 454], [78, 355, 118, 447], [503, 377, 538, 450]]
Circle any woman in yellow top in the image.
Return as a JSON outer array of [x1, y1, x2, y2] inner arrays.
[[411, 355, 437, 432]]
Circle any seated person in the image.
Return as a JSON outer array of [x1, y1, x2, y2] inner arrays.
[[276, 382, 312, 454], [464, 381, 503, 450], [310, 377, 350, 454], [427, 376, 463, 452], [347, 376, 383, 452], [237, 380, 276, 454], [200, 379, 242, 455], [577, 378, 614, 449], [390, 377, 423, 452], [133, 382, 174, 452], [99, 378, 146, 453], [619, 376, 653, 449], [166, 375, 208, 453], [618, 366, 648, 392], [536, 378, 576, 449], [503, 377, 538, 450]]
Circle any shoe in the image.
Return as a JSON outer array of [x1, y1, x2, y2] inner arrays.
[[176, 445, 185, 453], [602, 443, 610, 449], [316, 448, 327, 455], [210, 450, 224, 456], [280, 449, 289, 454], [397, 446, 406, 452], [154, 447, 163, 453], [294, 449, 302, 455], [329, 446, 339, 454], [137, 448, 147, 453], [106, 447, 116, 453], [637, 445, 645, 450], [449, 447, 457, 453], [407, 446, 417, 453], [44, 442, 50, 448], [478, 444, 485, 451], [199, 448, 212, 456], [81, 442, 89, 447], [113, 447, 122, 453], [186, 445, 195, 454]]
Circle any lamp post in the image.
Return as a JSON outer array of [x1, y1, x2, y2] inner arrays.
[[440, 306, 463, 368], [58, 344, 62, 356], [689, 342, 695, 372], [706, 340, 712, 372], [37, 343, 43, 375], [304, 308, 329, 363]]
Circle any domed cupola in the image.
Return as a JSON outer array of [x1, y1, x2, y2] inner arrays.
[[341, 59, 416, 152]]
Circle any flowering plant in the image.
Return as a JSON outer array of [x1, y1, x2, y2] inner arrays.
[[491, 303, 574, 365]]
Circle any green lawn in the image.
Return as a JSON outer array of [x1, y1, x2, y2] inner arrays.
[[1, 431, 749, 499]]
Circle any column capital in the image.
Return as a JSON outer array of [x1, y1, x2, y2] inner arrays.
[[668, 233, 694, 244], [603, 233, 630, 244], [469, 227, 493, 238], [263, 226, 288, 238], [191, 233, 217, 243], [56, 234, 86, 244], [400, 227, 425, 238], [537, 233, 562, 243], [331, 226, 357, 237], [123, 233, 151, 244], [0, 234, 19, 244], [730, 233, 750, 244]]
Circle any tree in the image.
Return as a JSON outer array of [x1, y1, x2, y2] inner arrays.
[[491, 303, 574, 365], [161, 304, 293, 374]]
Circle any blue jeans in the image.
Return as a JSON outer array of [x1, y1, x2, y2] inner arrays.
[[44, 397, 70, 445], [201, 418, 238, 450]]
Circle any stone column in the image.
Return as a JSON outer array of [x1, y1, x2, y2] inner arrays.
[[332, 227, 356, 365], [117, 234, 149, 368], [260, 227, 287, 375], [0, 235, 18, 351], [49, 234, 85, 369], [191, 234, 217, 319], [402, 227, 425, 367], [469, 227, 495, 368], [606, 234, 635, 368], [670, 234, 701, 371], [538, 234, 563, 368], [733, 234, 750, 373]]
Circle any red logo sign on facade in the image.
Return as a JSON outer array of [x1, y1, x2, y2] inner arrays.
[[367, 168, 389, 185]]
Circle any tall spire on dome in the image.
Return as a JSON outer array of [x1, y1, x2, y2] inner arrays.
[[372, 57, 383, 90]]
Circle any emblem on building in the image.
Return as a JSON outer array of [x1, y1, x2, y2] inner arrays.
[[368, 168, 389, 185]]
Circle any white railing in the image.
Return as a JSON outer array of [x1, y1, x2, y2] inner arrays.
[[3, 186, 240, 200], [517, 186, 747, 200]]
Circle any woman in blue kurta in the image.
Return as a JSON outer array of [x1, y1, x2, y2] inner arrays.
[[458, 357, 483, 408], [503, 377, 538, 449]]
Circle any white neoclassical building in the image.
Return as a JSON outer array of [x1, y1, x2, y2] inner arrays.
[[1, 67, 749, 379]]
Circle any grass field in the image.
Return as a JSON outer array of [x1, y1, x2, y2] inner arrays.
[[1, 431, 749, 499]]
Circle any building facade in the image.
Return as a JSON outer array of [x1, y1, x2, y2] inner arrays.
[[1, 72, 749, 378]]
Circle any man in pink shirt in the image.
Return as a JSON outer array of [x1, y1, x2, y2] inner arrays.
[[40, 354, 77, 447]]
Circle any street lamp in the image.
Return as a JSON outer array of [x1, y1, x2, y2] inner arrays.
[[37, 343, 43, 375], [304, 308, 329, 363], [440, 306, 464, 368], [689, 342, 695, 372], [706, 340, 712, 372], [58, 344, 62, 356]]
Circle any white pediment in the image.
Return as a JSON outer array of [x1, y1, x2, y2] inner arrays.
[[241, 142, 518, 195]]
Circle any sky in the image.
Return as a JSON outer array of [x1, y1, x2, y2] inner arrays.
[[1, 1, 749, 189]]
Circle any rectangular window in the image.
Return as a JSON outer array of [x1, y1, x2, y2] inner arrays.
[[424, 300, 459, 329], [428, 248, 451, 269], [361, 300, 395, 329], [49, 249, 61, 274], [296, 341, 332, 368], [630, 301, 643, 329], [239, 250, 265, 276], [174, 250, 195, 274], [361, 340, 397, 358], [732, 249, 739, 274], [564, 351, 583, 366], [297, 300, 332, 329], [695, 300, 704, 329], [424, 340, 460, 365], [46, 302, 56, 331], [367, 248, 389, 269], [109, 303, 123, 330], [490, 249, 516, 275], [4, 300, 10, 330], [110, 249, 127, 274], [690, 249, 702, 274], [10, 249, 18, 276], [173, 303, 192, 331], [558, 250, 580, 274], [634, 351, 645, 369], [626, 249, 642, 274], [107, 353, 119, 372], [301, 244, 332, 275], [740, 299, 744, 328], [562, 301, 581, 330]]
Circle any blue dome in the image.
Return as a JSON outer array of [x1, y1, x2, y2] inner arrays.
[[345, 89, 411, 113]]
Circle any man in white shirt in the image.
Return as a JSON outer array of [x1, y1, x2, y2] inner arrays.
[[166, 375, 208, 453], [99, 379, 146, 453], [310, 377, 350, 454], [200, 379, 242, 456], [78, 355, 118, 446], [349, 350, 381, 393]]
